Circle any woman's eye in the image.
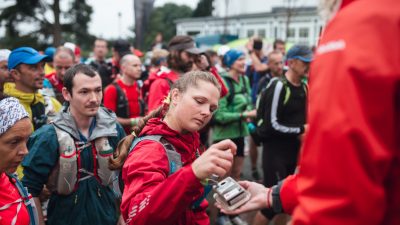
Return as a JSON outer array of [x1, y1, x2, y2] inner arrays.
[[210, 107, 217, 113], [9, 139, 20, 145], [195, 99, 204, 104]]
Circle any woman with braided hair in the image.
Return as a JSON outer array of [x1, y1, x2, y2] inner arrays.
[[110, 70, 237, 225]]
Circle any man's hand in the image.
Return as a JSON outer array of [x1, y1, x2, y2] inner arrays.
[[216, 181, 271, 215], [191, 139, 237, 180]]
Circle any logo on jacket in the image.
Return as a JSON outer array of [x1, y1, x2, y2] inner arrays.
[[316, 39, 346, 55]]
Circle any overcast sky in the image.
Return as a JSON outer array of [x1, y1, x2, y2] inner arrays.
[[0, 0, 316, 40], [87, 0, 200, 39], [87, 0, 316, 39]]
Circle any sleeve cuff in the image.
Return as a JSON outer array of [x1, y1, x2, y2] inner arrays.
[[272, 181, 284, 213]]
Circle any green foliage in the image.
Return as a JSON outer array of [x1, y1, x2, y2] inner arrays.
[[142, 3, 193, 51], [0, 0, 93, 51], [193, 0, 213, 18], [68, 0, 95, 50]]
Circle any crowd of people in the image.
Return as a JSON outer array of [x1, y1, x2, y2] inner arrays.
[[0, 0, 399, 224]]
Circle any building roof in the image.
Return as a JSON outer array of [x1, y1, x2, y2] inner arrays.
[[175, 7, 318, 24]]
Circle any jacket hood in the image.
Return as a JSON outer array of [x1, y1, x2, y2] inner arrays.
[[147, 66, 178, 82], [52, 105, 118, 141], [139, 117, 200, 162]]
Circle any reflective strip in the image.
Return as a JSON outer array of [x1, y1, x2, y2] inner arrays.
[[270, 81, 301, 134], [0, 198, 23, 225]]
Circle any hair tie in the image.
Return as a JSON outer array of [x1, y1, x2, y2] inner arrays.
[[161, 92, 172, 117]]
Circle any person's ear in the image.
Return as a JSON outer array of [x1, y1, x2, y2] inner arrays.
[[62, 87, 72, 102], [170, 88, 181, 107], [9, 69, 20, 81]]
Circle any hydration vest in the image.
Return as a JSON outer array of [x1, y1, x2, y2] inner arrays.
[[120, 135, 210, 210], [0, 173, 39, 225], [46, 125, 116, 195]]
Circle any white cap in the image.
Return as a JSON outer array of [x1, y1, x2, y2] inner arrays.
[[0, 49, 11, 62]]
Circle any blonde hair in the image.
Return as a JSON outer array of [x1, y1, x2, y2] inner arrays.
[[109, 70, 221, 170]]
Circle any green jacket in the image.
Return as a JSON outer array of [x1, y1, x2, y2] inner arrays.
[[212, 72, 253, 141], [22, 106, 126, 225]]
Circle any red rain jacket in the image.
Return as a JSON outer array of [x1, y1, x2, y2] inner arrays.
[[120, 118, 209, 225], [285, 0, 400, 224], [145, 67, 179, 112]]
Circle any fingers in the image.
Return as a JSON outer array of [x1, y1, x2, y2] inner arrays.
[[204, 150, 233, 177], [192, 147, 234, 180], [237, 181, 251, 190], [215, 201, 247, 215], [211, 139, 237, 155]]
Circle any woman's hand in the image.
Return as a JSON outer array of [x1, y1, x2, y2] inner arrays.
[[191, 139, 237, 180]]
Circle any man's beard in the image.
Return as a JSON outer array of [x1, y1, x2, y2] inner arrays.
[[319, 0, 342, 23], [177, 60, 193, 73]]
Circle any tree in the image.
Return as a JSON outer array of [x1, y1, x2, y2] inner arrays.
[[141, 3, 193, 51], [192, 0, 213, 17], [0, 0, 93, 50], [134, 0, 155, 50]]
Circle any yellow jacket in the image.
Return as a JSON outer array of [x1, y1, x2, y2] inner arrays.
[[3, 82, 62, 178]]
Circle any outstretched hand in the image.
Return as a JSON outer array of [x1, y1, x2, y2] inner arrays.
[[191, 139, 237, 180], [216, 180, 271, 214]]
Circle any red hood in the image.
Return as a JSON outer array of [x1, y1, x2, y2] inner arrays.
[[147, 67, 179, 82], [140, 118, 200, 162]]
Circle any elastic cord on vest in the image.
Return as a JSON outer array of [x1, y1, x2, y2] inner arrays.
[[75, 142, 82, 191], [91, 141, 101, 183]]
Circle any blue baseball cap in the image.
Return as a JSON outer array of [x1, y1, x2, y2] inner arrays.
[[286, 45, 313, 63], [223, 49, 244, 68], [44, 47, 56, 61], [8, 47, 50, 70]]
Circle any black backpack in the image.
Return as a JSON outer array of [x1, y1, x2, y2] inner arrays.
[[255, 76, 307, 138]]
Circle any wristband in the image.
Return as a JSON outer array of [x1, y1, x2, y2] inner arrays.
[[267, 188, 272, 208]]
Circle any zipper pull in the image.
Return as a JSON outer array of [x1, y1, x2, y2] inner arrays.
[[98, 188, 101, 197], [74, 194, 78, 204]]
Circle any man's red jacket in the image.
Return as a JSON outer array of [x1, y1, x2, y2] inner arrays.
[[279, 0, 400, 224]]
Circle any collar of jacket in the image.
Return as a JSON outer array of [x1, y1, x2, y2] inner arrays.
[[3, 82, 44, 105], [52, 105, 118, 141]]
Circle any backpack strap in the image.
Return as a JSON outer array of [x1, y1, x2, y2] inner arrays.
[[122, 135, 210, 211], [128, 135, 182, 175], [279, 76, 308, 106], [222, 76, 248, 106], [5, 173, 39, 225], [279, 76, 291, 106], [163, 77, 173, 88], [112, 82, 129, 118], [221, 76, 235, 106], [116, 135, 183, 198], [136, 82, 146, 116]]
